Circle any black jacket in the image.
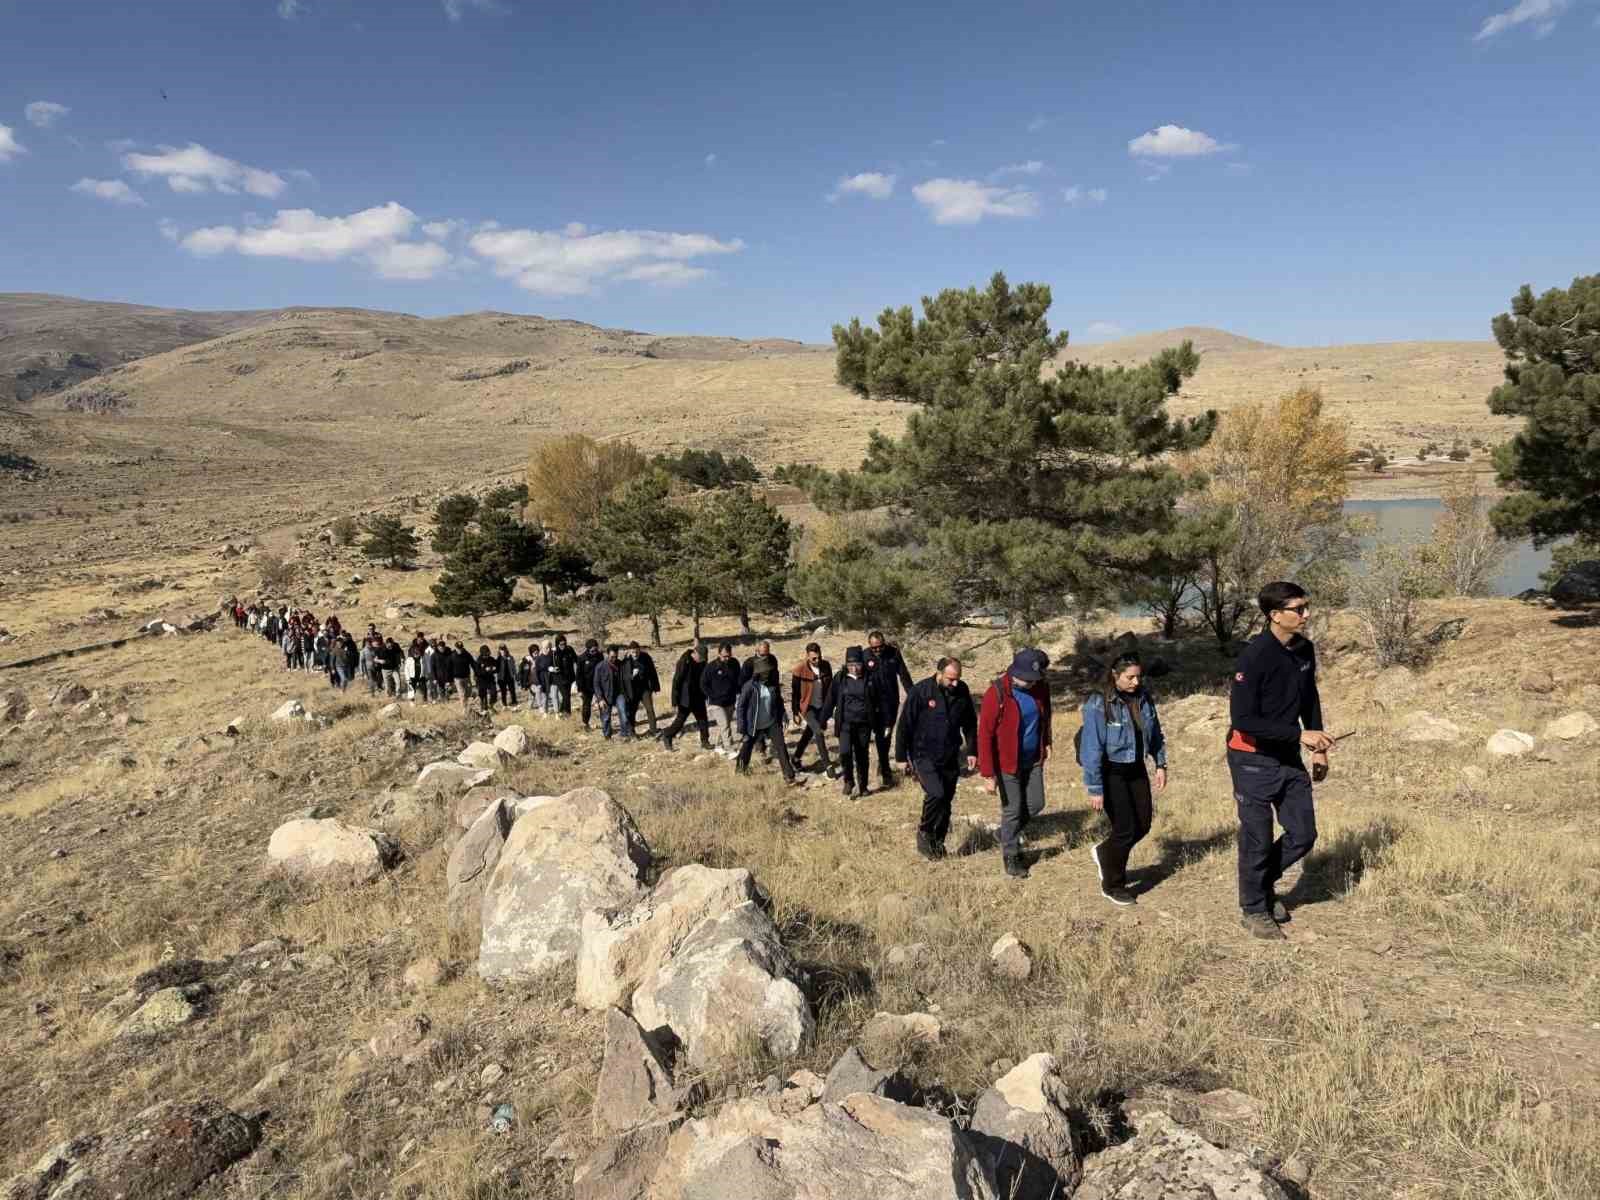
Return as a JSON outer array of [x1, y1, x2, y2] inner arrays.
[[450, 648, 473, 680], [550, 644, 577, 684], [739, 652, 780, 687], [534, 652, 552, 687], [865, 643, 915, 717], [670, 653, 705, 709], [592, 658, 621, 703], [701, 658, 741, 707], [576, 648, 604, 694], [827, 670, 882, 738], [623, 652, 659, 700], [430, 648, 451, 683], [894, 675, 978, 767], [381, 644, 403, 672], [338, 640, 359, 672], [496, 652, 517, 685], [1229, 631, 1324, 763]]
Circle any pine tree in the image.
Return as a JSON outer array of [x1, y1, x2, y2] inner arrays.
[[430, 493, 479, 554], [481, 483, 529, 514], [476, 508, 546, 579], [430, 528, 516, 636], [531, 543, 599, 608], [793, 272, 1216, 638], [679, 488, 793, 635], [360, 515, 421, 569], [582, 470, 686, 644], [1487, 275, 1600, 544]]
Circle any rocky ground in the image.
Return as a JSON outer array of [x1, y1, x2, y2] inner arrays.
[[2, 519, 1598, 1198]]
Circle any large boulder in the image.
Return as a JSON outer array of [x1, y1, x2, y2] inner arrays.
[[2, 1099, 261, 1200], [1486, 729, 1536, 758], [457, 741, 509, 770], [631, 901, 813, 1067], [1075, 1108, 1289, 1200], [1542, 711, 1598, 742], [478, 788, 651, 982], [267, 818, 400, 884], [577, 864, 765, 1011], [968, 1053, 1081, 1200], [451, 785, 506, 831], [1550, 560, 1600, 605], [573, 1118, 684, 1200], [269, 699, 306, 722], [593, 1008, 704, 1137], [446, 798, 514, 935], [416, 761, 495, 793], [493, 725, 532, 757], [820, 1045, 914, 1105], [642, 1093, 1000, 1200]]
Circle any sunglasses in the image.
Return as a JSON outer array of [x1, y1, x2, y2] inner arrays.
[[1280, 603, 1311, 616]]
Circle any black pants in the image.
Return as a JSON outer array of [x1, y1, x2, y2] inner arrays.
[[579, 690, 595, 726], [1228, 750, 1316, 914], [913, 757, 959, 846], [737, 720, 795, 780], [1095, 767, 1152, 889], [554, 680, 572, 715], [873, 722, 894, 784], [662, 702, 710, 746], [498, 680, 516, 706], [840, 726, 872, 791], [793, 710, 833, 771], [477, 679, 496, 710]]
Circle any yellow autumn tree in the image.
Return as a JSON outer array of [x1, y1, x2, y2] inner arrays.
[[1183, 387, 1359, 645], [525, 434, 649, 537]]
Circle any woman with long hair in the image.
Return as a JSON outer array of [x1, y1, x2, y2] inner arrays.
[[1079, 653, 1168, 906]]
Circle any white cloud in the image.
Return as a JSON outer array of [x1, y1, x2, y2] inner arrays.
[[123, 143, 287, 197], [159, 219, 181, 242], [443, 0, 503, 19], [1085, 321, 1126, 340], [989, 160, 1045, 179], [106, 137, 138, 153], [1026, 115, 1050, 133], [177, 201, 449, 280], [277, 0, 306, 17], [828, 171, 896, 202], [25, 101, 69, 129], [421, 218, 464, 239], [70, 178, 146, 206], [0, 124, 24, 162], [1474, 0, 1568, 39], [286, 167, 316, 185], [704, 152, 717, 167], [1063, 185, 1107, 207], [1128, 124, 1234, 158], [911, 178, 1038, 225], [468, 224, 743, 295]]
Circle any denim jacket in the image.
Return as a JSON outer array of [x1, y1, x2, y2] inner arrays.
[[1079, 690, 1166, 796]]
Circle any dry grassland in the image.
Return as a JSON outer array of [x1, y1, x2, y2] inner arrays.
[[2, 539, 1597, 1200]]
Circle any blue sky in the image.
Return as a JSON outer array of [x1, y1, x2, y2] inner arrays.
[[2, 0, 1597, 345]]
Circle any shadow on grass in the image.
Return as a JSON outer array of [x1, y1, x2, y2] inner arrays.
[[782, 907, 875, 1022], [1128, 828, 1238, 896], [1289, 817, 1405, 907]]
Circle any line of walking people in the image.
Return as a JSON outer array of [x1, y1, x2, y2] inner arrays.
[[230, 577, 1332, 935]]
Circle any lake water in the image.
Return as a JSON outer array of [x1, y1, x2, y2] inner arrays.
[[1346, 498, 1551, 596]]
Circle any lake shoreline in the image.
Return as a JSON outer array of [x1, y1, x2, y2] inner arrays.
[[1344, 462, 1502, 502]]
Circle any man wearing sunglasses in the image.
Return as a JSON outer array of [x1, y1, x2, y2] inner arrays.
[[1227, 581, 1333, 941]]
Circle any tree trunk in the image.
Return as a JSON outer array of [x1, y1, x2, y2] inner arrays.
[[541, 582, 549, 607], [738, 609, 752, 637], [649, 613, 661, 646], [472, 612, 482, 636], [692, 601, 701, 642]]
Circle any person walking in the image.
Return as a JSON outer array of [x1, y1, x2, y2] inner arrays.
[[451, 640, 475, 713], [790, 643, 836, 778], [739, 640, 780, 686], [827, 646, 880, 798], [865, 631, 915, 789], [623, 642, 661, 736], [977, 649, 1054, 880], [495, 643, 518, 708], [734, 659, 799, 784], [408, 640, 427, 702], [593, 646, 630, 739], [1228, 581, 1332, 940], [1079, 653, 1169, 904], [520, 643, 541, 712], [474, 645, 499, 714], [700, 642, 742, 754], [382, 638, 404, 697], [430, 637, 451, 702], [659, 645, 711, 751], [549, 634, 576, 716], [335, 632, 358, 691], [576, 638, 604, 729], [895, 657, 978, 861]]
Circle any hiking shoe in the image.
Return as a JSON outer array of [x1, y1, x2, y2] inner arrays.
[[1241, 912, 1287, 940], [1004, 853, 1030, 879], [1102, 886, 1136, 907], [1090, 842, 1105, 886], [838, 780, 854, 799], [1268, 890, 1290, 924], [916, 832, 938, 861], [659, 735, 675, 752], [931, 840, 948, 861]]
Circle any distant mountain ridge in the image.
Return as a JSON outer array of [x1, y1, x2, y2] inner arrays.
[[1071, 325, 1280, 360]]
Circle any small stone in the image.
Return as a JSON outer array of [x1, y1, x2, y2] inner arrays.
[[403, 957, 445, 991], [1518, 669, 1556, 694], [990, 932, 1034, 981], [1485, 729, 1536, 758], [884, 942, 929, 972], [480, 1062, 506, 1087], [1542, 712, 1597, 742], [1281, 1155, 1312, 1186]]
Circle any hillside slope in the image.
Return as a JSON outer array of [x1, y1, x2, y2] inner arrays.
[[0, 293, 279, 404]]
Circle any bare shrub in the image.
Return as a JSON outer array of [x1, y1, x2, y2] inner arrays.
[[256, 551, 299, 594], [1422, 473, 1507, 597], [1349, 539, 1432, 666], [330, 515, 359, 546], [566, 590, 619, 646]]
